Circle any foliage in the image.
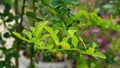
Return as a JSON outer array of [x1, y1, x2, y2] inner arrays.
[[0, 0, 120, 68]]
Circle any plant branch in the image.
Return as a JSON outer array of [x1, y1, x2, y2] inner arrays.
[[32, 0, 36, 26], [14, 0, 19, 68], [14, 0, 18, 24], [30, 0, 36, 68], [1, 18, 13, 34], [20, 0, 26, 27]]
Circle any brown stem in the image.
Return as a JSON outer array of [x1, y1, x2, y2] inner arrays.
[[14, 0, 19, 68]]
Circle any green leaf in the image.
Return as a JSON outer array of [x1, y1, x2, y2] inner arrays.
[[48, 45, 54, 50], [86, 47, 94, 56], [6, 13, 14, 22], [66, 16, 75, 26], [40, 34, 50, 41], [76, 10, 89, 20], [0, 61, 5, 68], [59, 42, 70, 50], [59, 8, 67, 17], [50, 0, 61, 8], [72, 36, 78, 47], [92, 42, 97, 49], [42, 0, 50, 5], [13, 32, 31, 42], [79, 37, 86, 49], [94, 51, 106, 59], [62, 37, 69, 42], [23, 30, 32, 40], [69, 0, 78, 5], [103, 4, 114, 10], [50, 0, 78, 8], [26, 11, 36, 21], [4, 3, 11, 14], [68, 30, 77, 36], [12, 32, 21, 39], [30, 27, 35, 37], [90, 13, 98, 24], [111, 25, 120, 31], [45, 26, 59, 44], [49, 8, 58, 15], [35, 21, 48, 37], [52, 21, 64, 30], [41, 6, 49, 15], [34, 41, 46, 50]]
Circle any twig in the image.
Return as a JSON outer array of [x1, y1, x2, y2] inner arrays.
[[15, 0, 18, 24], [20, 0, 26, 27], [14, 0, 19, 68], [32, 0, 36, 26]]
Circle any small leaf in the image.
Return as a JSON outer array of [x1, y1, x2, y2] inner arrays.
[[59, 42, 70, 50], [48, 45, 53, 50], [95, 51, 106, 59], [40, 34, 50, 41], [6, 13, 14, 22], [41, 6, 49, 15], [69, 0, 78, 5], [66, 16, 75, 26], [30, 27, 35, 37], [35, 21, 48, 37], [72, 36, 78, 47], [62, 37, 69, 42], [45, 26, 59, 44], [23, 30, 32, 40], [86, 47, 94, 55], [13, 32, 22, 39], [76, 10, 89, 20], [68, 30, 77, 36], [13, 32, 31, 42], [30, 27, 35, 33], [50, 0, 62, 8], [26, 11, 36, 21], [103, 4, 114, 10], [50, 0, 78, 8], [79, 37, 86, 49], [92, 42, 97, 49]]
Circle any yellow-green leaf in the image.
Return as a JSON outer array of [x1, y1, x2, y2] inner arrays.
[[45, 26, 59, 44], [59, 42, 70, 50], [72, 36, 78, 47], [79, 37, 86, 49], [23, 29, 32, 40], [95, 51, 106, 59], [68, 30, 77, 36], [35, 21, 48, 37], [13, 32, 31, 42], [86, 47, 94, 55]]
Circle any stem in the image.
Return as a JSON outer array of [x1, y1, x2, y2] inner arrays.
[[30, 44, 35, 68], [13, 38, 20, 68], [14, 0, 26, 68], [14, 0, 19, 68], [32, 0, 36, 26], [15, 0, 18, 16], [2, 18, 9, 30], [20, 0, 26, 27], [30, 0, 36, 68]]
